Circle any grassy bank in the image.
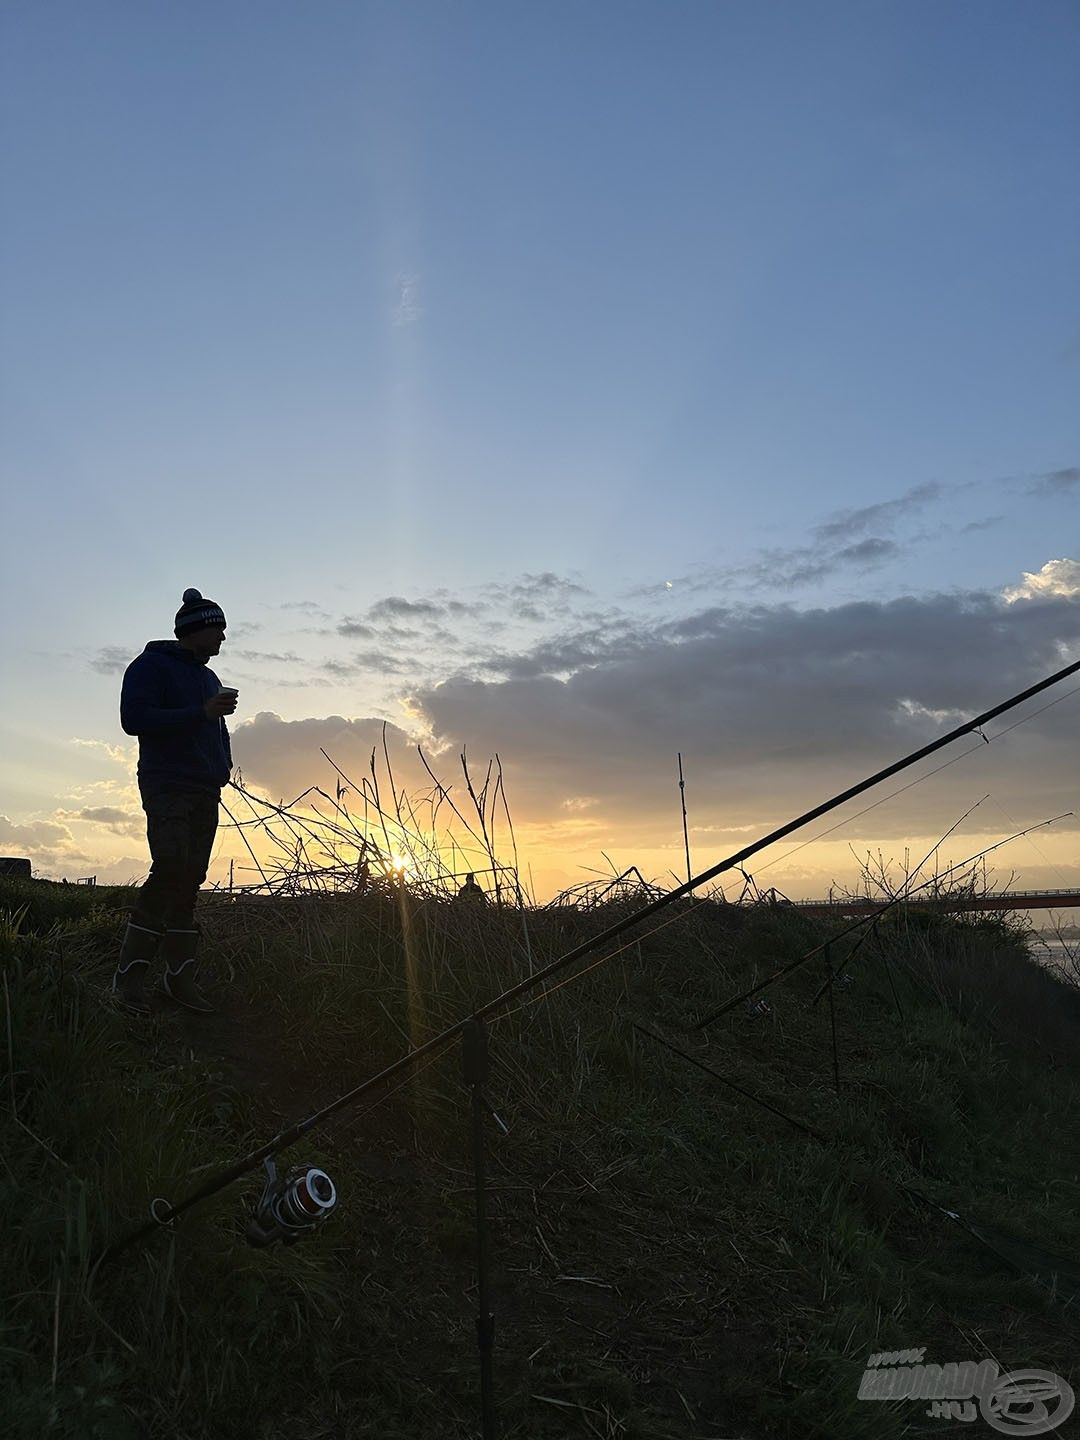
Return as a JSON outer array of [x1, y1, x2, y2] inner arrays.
[[2, 876, 1079, 1438]]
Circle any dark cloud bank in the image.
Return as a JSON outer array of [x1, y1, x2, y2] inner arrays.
[[406, 589, 1080, 841], [233, 586, 1080, 856]]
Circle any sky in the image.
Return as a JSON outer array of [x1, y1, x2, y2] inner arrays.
[[1, 1, 1078, 902]]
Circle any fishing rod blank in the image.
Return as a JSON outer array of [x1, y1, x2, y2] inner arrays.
[[98, 655, 1080, 1262], [693, 813, 1070, 1029]]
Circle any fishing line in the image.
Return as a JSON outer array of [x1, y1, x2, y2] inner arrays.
[[162, 800, 1080, 1226], [491, 965, 1080, 1324], [422, 802, 1074, 1179], [807, 796, 991, 1010], [984, 678, 1080, 740], [255, 677, 1080, 1091], [495, 686, 1074, 1030], [747, 740, 988, 880], [491, 944, 640, 1024], [696, 815, 1072, 1029], [461, 809, 1017, 1039], [632, 1021, 828, 1141], [139, 1041, 452, 1246], [747, 680, 1080, 883], [986, 797, 1077, 897], [97, 657, 1080, 1261], [806, 794, 996, 1019], [498, 810, 1068, 1036], [632, 1025, 1080, 1322]]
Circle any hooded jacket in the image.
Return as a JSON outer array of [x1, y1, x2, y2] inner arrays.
[[120, 641, 232, 795]]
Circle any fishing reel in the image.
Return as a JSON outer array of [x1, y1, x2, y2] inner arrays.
[[245, 1156, 337, 1248]]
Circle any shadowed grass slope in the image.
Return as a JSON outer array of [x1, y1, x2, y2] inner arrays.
[[2, 877, 1079, 1439]]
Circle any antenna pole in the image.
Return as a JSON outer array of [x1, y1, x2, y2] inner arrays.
[[677, 752, 692, 891]]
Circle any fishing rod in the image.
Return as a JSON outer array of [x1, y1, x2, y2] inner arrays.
[[632, 1022, 828, 1141], [632, 1026, 1080, 1319], [695, 812, 1072, 1029], [98, 654, 1080, 1262]]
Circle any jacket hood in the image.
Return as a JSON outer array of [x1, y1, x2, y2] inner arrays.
[[143, 640, 207, 665]]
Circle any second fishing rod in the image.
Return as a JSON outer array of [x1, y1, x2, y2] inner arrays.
[[99, 654, 1080, 1261]]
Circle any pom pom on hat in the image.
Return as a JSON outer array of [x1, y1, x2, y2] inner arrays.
[[174, 587, 227, 637]]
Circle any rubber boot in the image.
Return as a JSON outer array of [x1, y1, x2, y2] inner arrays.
[[111, 921, 163, 1014], [160, 927, 215, 1014]]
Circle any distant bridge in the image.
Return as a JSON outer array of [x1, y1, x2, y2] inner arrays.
[[792, 888, 1080, 916]]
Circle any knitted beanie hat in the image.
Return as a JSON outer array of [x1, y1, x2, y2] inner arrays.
[[174, 588, 227, 638]]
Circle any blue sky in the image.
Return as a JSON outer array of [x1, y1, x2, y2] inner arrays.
[[1, 2, 1077, 896]]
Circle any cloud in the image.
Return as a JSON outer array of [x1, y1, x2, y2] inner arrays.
[[408, 585, 1080, 847], [505, 573, 589, 599], [61, 780, 137, 808], [959, 516, 1003, 535], [55, 806, 144, 837], [0, 814, 78, 854], [230, 711, 428, 802], [369, 596, 445, 621], [230, 649, 307, 665], [640, 481, 939, 601], [347, 650, 416, 676], [71, 738, 134, 767], [334, 597, 467, 651], [318, 580, 592, 685], [89, 646, 132, 675], [67, 567, 1076, 895], [479, 613, 653, 681], [479, 572, 590, 621], [0, 804, 149, 877], [355, 580, 589, 632], [0, 812, 108, 881], [322, 650, 418, 677], [329, 578, 586, 659], [1003, 558, 1080, 604], [629, 481, 943, 601], [767, 535, 901, 588], [813, 481, 942, 544], [1029, 467, 1080, 497], [727, 532, 902, 592], [394, 273, 422, 327], [443, 599, 486, 618], [87, 855, 150, 885], [337, 619, 376, 638], [834, 537, 900, 566]]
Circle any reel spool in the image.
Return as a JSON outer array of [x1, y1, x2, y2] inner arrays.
[[246, 1157, 337, 1248]]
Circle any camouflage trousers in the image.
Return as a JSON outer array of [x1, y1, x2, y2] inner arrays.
[[131, 787, 220, 932]]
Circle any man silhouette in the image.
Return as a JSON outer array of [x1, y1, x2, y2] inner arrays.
[[112, 588, 237, 1014], [456, 872, 487, 904]]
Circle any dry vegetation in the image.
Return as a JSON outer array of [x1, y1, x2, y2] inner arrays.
[[3, 759, 1080, 1437]]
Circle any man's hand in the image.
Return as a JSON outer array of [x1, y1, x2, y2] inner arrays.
[[204, 692, 239, 719]]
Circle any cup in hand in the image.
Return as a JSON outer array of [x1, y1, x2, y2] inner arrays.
[[211, 685, 239, 718]]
